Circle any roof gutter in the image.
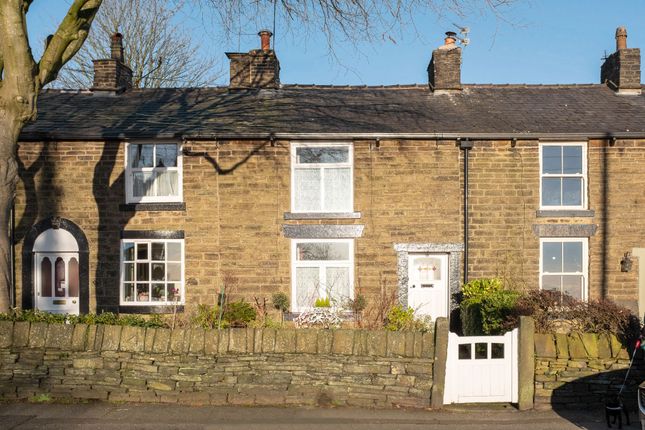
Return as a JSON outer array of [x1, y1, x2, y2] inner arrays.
[[19, 131, 645, 142], [185, 132, 645, 141]]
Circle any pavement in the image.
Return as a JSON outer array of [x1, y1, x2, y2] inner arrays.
[[0, 402, 639, 429]]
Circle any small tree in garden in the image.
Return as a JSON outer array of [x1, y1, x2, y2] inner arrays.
[[272, 292, 289, 326]]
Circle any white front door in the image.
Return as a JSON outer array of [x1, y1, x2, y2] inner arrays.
[[407, 253, 449, 320], [34, 252, 80, 315]]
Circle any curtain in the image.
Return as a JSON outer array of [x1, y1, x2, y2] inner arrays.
[[324, 167, 350, 211]]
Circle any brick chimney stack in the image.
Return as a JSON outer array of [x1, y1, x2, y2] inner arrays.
[[226, 30, 280, 89], [601, 26, 641, 95], [92, 32, 133, 92], [428, 31, 462, 93]]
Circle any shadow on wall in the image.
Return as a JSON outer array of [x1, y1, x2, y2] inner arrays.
[[549, 366, 645, 429], [91, 90, 272, 312], [92, 141, 135, 312], [16, 144, 59, 242]]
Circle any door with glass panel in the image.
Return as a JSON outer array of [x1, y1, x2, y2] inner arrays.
[[407, 253, 449, 320], [34, 252, 80, 315]]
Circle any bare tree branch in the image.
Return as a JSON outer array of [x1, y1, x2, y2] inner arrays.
[[204, 0, 515, 54], [37, 0, 103, 87], [55, 0, 222, 89]]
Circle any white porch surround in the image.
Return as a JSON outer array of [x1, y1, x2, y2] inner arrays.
[[394, 243, 464, 314]]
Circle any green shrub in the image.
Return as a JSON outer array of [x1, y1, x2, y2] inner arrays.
[[0, 309, 167, 328], [384, 304, 430, 332], [314, 297, 331, 308], [191, 304, 219, 329], [460, 278, 520, 335], [0, 309, 67, 324], [223, 301, 257, 327], [462, 278, 503, 300]]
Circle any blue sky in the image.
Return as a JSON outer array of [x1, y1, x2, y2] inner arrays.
[[27, 1, 645, 86]]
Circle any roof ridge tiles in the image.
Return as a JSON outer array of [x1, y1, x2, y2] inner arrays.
[[281, 83, 425, 89]]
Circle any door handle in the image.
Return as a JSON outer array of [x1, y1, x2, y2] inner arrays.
[[411, 284, 416, 289]]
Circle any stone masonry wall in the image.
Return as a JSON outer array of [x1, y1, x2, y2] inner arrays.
[[0, 322, 435, 408], [14, 138, 645, 314], [533, 332, 645, 409]]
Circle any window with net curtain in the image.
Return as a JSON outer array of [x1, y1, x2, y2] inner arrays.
[[292, 239, 353, 311], [126, 143, 182, 203], [292, 143, 352, 212]]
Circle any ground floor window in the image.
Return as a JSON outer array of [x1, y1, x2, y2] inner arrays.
[[291, 238, 353, 311], [539, 238, 588, 301], [120, 239, 184, 306]]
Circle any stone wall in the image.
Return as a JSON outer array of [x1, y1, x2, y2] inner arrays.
[[14, 138, 645, 313], [533, 332, 644, 409], [0, 321, 435, 408]]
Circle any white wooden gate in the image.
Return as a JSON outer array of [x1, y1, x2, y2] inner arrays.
[[444, 329, 518, 404]]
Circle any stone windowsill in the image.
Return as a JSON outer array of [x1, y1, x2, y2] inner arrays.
[[536, 209, 595, 218], [284, 212, 361, 220], [119, 202, 186, 212]]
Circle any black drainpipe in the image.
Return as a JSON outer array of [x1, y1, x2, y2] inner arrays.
[[459, 139, 473, 284]]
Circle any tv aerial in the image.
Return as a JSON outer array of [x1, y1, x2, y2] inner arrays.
[[452, 24, 470, 46]]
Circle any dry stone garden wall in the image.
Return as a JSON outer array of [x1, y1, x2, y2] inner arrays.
[[0, 321, 435, 408], [533, 332, 645, 409]]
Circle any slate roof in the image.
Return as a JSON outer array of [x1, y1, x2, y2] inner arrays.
[[20, 84, 645, 141]]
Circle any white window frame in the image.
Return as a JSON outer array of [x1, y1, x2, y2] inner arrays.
[[125, 141, 183, 204], [539, 237, 588, 301], [539, 142, 587, 210], [119, 239, 185, 306], [291, 238, 354, 312], [290, 142, 354, 213]]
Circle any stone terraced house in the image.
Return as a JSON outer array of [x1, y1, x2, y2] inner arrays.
[[11, 28, 645, 322]]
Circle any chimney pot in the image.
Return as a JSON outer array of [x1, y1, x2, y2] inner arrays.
[[259, 29, 273, 52], [616, 26, 628, 50], [444, 31, 457, 45], [110, 32, 125, 62]]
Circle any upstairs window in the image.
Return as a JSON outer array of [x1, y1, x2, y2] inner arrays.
[[291, 143, 353, 213], [126, 143, 182, 203], [540, 238, 588, 301], [540, 143, 586, 209]]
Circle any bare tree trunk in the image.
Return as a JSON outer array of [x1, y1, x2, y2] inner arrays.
[[0, 0, 102, 313], [0, 114, 20, 312]]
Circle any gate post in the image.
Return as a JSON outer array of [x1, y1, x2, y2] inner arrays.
[[431, 317, 449, 409], [518, 316, 535, 410]]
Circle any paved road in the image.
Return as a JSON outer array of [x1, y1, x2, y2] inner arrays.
[[0, 402, 638, 429]]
